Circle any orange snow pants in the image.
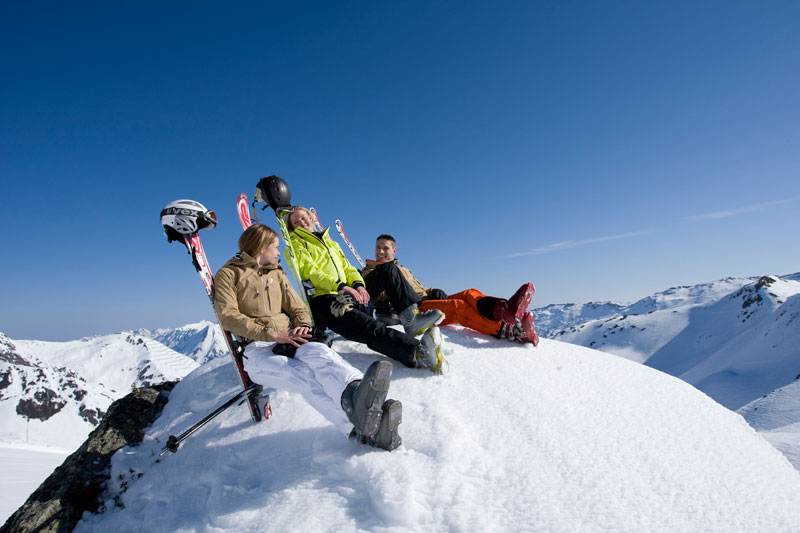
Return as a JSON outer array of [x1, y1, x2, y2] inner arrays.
[[419, 289, 501, 337]]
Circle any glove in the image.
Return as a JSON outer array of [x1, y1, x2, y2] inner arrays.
[[330, 293, 356, 317], [427, 288, 448, 300]]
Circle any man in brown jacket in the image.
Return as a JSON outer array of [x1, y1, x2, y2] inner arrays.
[[361, 234, 448, 319]]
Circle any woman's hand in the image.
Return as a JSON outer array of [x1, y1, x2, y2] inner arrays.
[[343, 285, 370, 306], [291, 326, 312, 337], [272, 327, 312, 347]]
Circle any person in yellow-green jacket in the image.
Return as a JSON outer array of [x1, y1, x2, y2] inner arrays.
[[286, 206, 446, 374]]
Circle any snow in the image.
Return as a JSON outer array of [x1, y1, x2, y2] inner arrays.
[[14, 334, 199, 395], [739, 379, 800, 471], [541, 274, 800, 414], [143, 320, 231, 365], [71, 328, 800, 532], [0, 444, 69, 523], [646, 276, 800, 409], [1, 332, 200, 452]]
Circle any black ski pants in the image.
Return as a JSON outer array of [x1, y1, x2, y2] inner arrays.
[[310, 294, 419, 367], [362, 262, 419, 314]]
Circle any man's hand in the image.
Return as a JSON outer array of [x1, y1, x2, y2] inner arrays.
[[342, 285, 370, 306], [331, 293, 356, 317]]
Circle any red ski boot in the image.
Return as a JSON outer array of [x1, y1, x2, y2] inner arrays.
[[500, 311, 539, 346], [493, 282, 535, 324]]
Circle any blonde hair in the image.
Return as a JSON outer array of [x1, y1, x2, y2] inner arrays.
[[286, 206, 312, 232], [238, 224, 279, 257]]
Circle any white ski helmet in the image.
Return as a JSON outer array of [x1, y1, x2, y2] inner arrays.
[[160, 199, 217, 240]]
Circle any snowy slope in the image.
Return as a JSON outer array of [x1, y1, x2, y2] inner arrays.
[[547, 310, 690, 364], [0, 444, 69, 523], [1, 332, 114, 448], [1, 331, 199, 450], [531, 301, 625, 338], [14, 332, 199, 396], [140, 320, 231, 365], [75, 329, 800, 532], [540, 275, 760, 356], [539, 274, 800, 407], [739, 379, 800, 471], [645, 275, 800, 409]]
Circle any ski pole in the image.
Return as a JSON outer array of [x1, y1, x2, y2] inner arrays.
[[160, 383, 261, 456]]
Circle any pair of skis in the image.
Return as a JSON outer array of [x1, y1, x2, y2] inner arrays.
[[160, 208, 269, 456]]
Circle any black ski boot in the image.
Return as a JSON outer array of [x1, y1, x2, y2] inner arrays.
[[341, 361, 392, 438]]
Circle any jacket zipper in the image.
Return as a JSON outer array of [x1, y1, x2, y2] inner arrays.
[[303, 230, 346, 285], [261, 276, 271, 315]]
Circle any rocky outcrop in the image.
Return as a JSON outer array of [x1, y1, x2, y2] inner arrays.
[[0, 381, 176, 533]]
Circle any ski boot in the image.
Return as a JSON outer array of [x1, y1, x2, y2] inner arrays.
[[500, 311, 539, 346], [493, 283, 535, 324], [414, 325, 447, 374], [399, 303, 444, 336], [341, 361, 392, 438]]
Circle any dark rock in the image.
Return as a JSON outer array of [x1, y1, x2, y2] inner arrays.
[[17, 389, 66, 421], [1, 381, 176, 533]]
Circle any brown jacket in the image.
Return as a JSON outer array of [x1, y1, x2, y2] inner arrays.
[[214, 252, 311, 342], [362, 259, 430, 307]]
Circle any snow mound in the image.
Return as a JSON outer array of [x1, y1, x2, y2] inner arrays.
[[74, 328, 800, 531]]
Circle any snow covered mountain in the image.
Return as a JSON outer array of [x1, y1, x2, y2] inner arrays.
[[535, 274, 799, 403], [138, 320, 230, 365], [645, 274, 800, 409], [537, 275, 760, 341], [1, 333, 113, 448], [71, 331, 800, 531], [0, 331, 198, 450], [532, 301, 626, 338]]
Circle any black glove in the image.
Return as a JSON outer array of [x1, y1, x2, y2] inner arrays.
[[427, 288, 448, 300], [330, 293, 356, 317]]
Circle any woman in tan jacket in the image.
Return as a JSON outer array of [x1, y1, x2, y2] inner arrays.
[[214, 223, 402, 451]]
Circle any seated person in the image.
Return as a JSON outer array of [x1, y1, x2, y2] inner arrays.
[[362, 234, 539, 345], [286, 207, 447, 374]]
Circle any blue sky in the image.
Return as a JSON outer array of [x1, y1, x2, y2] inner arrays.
[[2, 1, 799, 341]]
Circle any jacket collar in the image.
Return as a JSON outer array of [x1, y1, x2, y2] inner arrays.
[[293, 226, 330, 241], [231, 252, 283, 273]]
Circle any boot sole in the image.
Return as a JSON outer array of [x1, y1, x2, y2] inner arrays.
[[354, 361, 392, 438], [376, 400, 403, 451]]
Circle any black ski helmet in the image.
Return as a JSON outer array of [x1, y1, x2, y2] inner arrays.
[[255, 175, 291, 210]]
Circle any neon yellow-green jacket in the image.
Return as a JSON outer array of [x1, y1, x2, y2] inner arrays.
[[289, 226, 365, 297]]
